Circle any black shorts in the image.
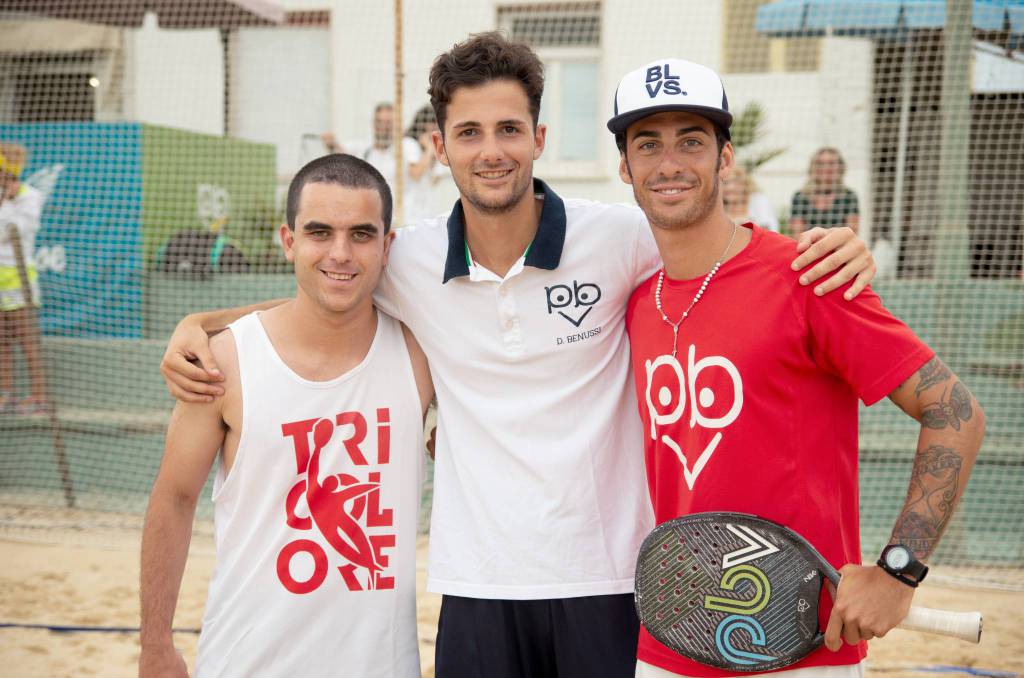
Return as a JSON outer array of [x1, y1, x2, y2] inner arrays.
[[434, 592, 640, 678]]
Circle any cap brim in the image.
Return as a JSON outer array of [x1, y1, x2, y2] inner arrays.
[[607, 105, 733, 139]]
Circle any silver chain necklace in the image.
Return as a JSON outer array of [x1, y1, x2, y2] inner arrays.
[[654, 223, 739, 357]]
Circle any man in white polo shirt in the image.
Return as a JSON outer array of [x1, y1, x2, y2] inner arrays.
[[159, 32, 876, 678]]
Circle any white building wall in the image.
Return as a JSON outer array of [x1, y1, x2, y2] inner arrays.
[[319, 1, 875, 226], [3, 1, 880, 232], [233, 26, 331, 178], [585, 0, 725, 205], [326, 0, 729, 211], [329, 1, 494, 216], [124, 12, 224, 136]]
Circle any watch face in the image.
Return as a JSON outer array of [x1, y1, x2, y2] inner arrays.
[[885, 546, 912, 571]]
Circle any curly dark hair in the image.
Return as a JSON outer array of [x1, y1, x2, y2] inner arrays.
[[428, 31, 544, 136]]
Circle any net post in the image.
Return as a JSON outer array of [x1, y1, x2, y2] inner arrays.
[[393, 0, 404, 228], [931, 0, 973, 371]]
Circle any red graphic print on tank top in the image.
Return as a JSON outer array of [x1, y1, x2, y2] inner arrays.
[[277, 408, 396, 593]]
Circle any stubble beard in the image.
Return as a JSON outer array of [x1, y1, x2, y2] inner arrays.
[[638, 172, 720, 232], [456, 166, 533, 216]]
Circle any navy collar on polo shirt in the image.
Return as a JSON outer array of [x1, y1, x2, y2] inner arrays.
[[442, 178, 567, 283]]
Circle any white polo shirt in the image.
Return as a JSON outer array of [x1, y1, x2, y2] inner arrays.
[[375, 179, 661, 599]]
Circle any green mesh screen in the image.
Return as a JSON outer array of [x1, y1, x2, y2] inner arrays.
[[0, 0, 1020, 603]]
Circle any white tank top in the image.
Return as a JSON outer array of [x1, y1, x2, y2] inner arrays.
[[196, 311, 424, 678]]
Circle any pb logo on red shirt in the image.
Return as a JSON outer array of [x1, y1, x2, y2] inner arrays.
[[644, 345, 743, 490], [277, 409, 396, 594]]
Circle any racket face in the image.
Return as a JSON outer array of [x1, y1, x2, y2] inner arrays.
[[635, 512, 838, 672]]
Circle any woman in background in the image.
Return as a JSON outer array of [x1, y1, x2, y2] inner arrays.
[[790, 146, 859, 234], [402, 104, 445, 224], [723, 165, 779, 232]]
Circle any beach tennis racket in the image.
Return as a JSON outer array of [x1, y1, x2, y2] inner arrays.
[[635, 511, 982, 672]]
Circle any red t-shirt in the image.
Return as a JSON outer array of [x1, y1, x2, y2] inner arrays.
[[626, 224, 933, 676]]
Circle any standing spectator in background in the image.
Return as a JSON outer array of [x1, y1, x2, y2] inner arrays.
[[321, 102, 431, 225], [402, 104, 445, 223], [790, 147, 860, 234], [723, 164, 779, 232], [0, 142, 47, 415]]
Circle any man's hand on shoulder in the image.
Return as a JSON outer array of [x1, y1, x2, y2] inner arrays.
[[791, 226, 876, 300], [824, 563, 914, 651], [160, 315, 224, 403], [139, 644, 189, 678]]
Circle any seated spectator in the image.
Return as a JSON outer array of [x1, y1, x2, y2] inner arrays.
[[723, 165, 779, 232], [790, 147, 859, 234]]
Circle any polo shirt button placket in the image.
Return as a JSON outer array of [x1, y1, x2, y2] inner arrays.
[[497, 285, 523, 352]]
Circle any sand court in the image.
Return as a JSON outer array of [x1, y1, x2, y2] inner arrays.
[[0, 527, 1021, 678]]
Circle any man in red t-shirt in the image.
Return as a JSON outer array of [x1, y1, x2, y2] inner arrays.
[[607, 59, 986, 678]]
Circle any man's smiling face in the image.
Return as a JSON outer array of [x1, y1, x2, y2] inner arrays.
[[619, 111, 732, 232], [433, 79, 546, 216], [281, 182, 392, 316]]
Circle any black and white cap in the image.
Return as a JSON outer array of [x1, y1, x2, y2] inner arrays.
[[607, 58, 732, 139]]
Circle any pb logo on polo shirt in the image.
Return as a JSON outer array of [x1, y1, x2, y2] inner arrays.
[[644, 63, 687, 98], [545, 280, 602, 327]]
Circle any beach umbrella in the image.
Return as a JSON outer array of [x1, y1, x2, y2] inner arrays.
[[756, 0, 1022, 42]]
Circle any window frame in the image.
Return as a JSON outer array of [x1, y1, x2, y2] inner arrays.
[[498, 3, 607, 180]]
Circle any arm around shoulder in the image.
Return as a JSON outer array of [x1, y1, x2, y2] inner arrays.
[[791, 225, 875, 300], [160, 299, 284, 402]]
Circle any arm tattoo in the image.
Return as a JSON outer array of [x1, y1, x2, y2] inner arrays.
[[920, 381, 974, 430], [914, 357, 952, 396], [891, 444, 964, 558]]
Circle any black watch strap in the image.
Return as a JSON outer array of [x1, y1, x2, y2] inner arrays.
[[875, 559, 918, 587], [877, 547, 929, 588]]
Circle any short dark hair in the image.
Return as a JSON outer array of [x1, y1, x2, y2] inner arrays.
[[286, 154, 393, 232], [615, 122, 729, 156], [428, 31, 544, 136]]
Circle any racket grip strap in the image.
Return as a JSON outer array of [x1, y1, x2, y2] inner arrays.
[[899, 606, 982, 643]]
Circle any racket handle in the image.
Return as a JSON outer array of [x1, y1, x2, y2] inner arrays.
[[898, 606, 982, 643]]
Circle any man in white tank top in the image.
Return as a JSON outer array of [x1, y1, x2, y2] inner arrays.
[[139, 154, 433, 678]]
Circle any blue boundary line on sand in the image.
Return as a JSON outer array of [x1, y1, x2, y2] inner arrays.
[[912, 667, 1019, 678], [0, 622, 200, 634], [0, 626, 1019, 678], [874, 666, 1019, 678]]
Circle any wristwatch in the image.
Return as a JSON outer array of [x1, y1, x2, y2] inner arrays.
[[877, 544, 929, 588]]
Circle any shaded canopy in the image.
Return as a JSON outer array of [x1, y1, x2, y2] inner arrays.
[[0, 0, 284, 29], [756, 0, 1024, 46]]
